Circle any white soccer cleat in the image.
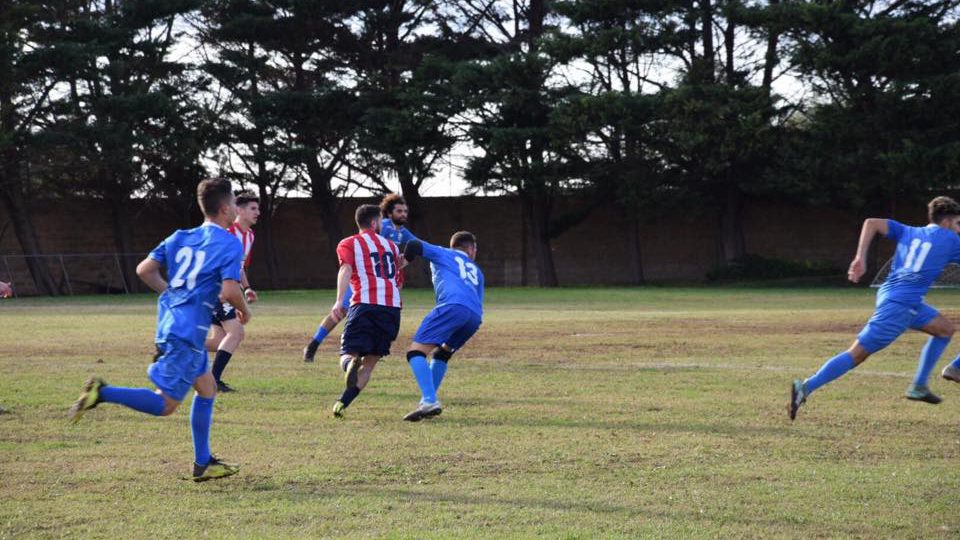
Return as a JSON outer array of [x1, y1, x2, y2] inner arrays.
[[402, 401, 442, 422], [942, 364, 960, 383]]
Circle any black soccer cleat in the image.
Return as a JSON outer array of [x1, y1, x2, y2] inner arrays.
[[216, 380, 235, 393], [789, 379, 808, 421], [905, 384, 941, 404], [303, 340, 319, 363]]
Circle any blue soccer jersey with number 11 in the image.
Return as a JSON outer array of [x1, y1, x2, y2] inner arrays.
[[149, 223, 244, 349], [421, 242, 484, 317], [878, 220, 960, 306]]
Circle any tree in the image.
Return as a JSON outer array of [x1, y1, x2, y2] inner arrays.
[[0, 1, 72, 295]]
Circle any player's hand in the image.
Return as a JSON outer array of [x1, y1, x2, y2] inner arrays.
[[237, 308, 252, 325], [245, 288, 258, 304], [0, 281, 12, 298], [397, 254, 409, 270], [330, 304, 346, 323], [848, 257, 866, 283]]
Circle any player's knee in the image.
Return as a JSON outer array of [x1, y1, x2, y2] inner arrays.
[[939, 322, 955, 339], [160, 401, 179, 416]]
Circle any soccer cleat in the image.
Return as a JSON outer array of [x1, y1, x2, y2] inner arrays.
[[342, 357, 360, 389], [905, 384, 942, 404], [332, 400, 346, 419], [192, 455, 240, 482], [303, 340, 319, 363], [403, 402, 442, 422], [788, 379, 807, 421], [942, 364, 960, 383], [216, 380, 235, 393], [69, 377, 106, 423]]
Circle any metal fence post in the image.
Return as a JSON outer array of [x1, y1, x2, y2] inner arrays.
[[59, 255, 74, 296], [115, 253, 130, 294]]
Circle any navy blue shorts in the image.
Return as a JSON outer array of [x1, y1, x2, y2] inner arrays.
[[857, 300, 939, 354], [211, 302, 237, 326], [340, 304, 401, 357], [413, 304, 482, 352]]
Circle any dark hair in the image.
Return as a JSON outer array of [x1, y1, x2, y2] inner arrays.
[[450, 231, 476, 250], [235, 190, 259, 207], [380, 193, 407, 218], [355, 204, 381, 229], [929, 196, 960, 223], [197, 178, 234, 217]]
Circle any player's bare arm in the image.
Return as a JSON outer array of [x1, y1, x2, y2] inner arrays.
[[331, 263, 352, 321], [136, 258, 168, 293], [221, 279, 251, 324], [240, 269, 257, 303], [848, 218, 890, 283]]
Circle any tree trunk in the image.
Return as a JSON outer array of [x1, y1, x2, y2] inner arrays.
[[109, 196, 138, 292], [627, 209, 646, 285], [0, 184, 58, 295], [761, 0, 781, 92], [305, 155, 344, 264], [397, 169, 425, 232], [718, 184, 745, 265], [522, 191, 559, 287], [256, 186, 280, 289]]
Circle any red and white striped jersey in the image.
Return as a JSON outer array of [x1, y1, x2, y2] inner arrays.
[[227, 223, 254, 269], [336, 230, 403, 308]]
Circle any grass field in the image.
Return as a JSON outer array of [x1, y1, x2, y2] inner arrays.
[[4, 287, 960, 538]]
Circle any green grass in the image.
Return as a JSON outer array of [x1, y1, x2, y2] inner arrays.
[[4, 287, 960, 538]]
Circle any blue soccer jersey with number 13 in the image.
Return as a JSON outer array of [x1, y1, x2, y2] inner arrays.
[[878, 219, 960, 306], [421, 242, 484, 317], [149, 223, 244, 349]]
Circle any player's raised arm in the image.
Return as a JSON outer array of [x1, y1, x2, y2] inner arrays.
[[848, 218, 891, 283], [136, 257, 168, 293]]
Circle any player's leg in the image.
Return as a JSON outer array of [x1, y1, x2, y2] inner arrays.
[[431, 311, 481, 393], [906, 305, 952, 403], [790, 301, 912, 420], [189, 370, 238, 481], [211, 316, 244, 392], [333, 352, 362, 418], [69, 342, 183, 423], [405, 307, 449, 415], [205, 325, 225, 353], [304, 290, 352, 362]]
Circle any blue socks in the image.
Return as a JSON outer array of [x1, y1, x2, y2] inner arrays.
[[430, 358, 448, 391], [914, 336, 951, 386], [191, 394, 215, 466], [804, 351, 856, 394], [313, 326, 330, 344], [408, 353, 437, 404], [99, 386, 165, 416]]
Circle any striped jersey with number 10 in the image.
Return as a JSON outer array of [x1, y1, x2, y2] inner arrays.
[[336, 229, 403, 308]]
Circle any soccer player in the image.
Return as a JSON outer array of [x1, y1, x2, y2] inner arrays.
[[206, 191, 260, 392], [400, 231, 484, 421], [789, 196, 960, 421], [69, 178, 251, 481], [0, 281, 12, 298], [302, 193, 418, 362], [330, 204, 404, 418]]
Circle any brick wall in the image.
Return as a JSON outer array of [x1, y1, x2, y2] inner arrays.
[[0, 196, 922, 295]]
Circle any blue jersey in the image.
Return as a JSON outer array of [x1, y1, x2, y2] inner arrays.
[[878, 220, 960, 306], [149, 223, 244, 348], [380, 218, 418, 246], [422, 242, 484, 317]]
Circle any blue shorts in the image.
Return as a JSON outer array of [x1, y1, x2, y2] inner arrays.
[[340, 304, 401, 357], [147, 339, 209, 401], [857, 301, 939, 354], [413, 304, 482, 352]]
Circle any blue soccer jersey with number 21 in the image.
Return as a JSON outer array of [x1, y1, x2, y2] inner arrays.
[[149, 223, 244, 349]]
